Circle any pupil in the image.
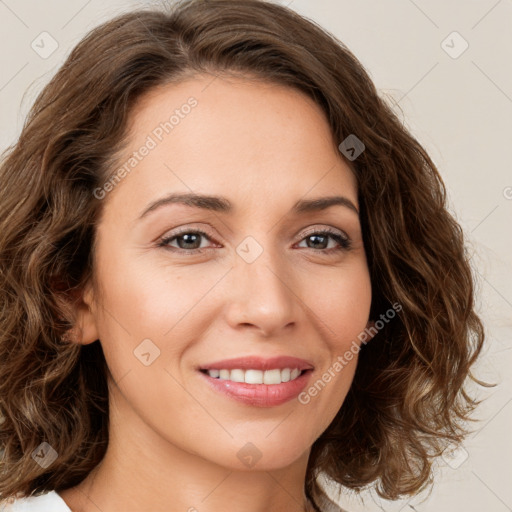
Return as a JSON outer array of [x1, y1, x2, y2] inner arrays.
[[309, 234, 326, 249], [179, 233, 200, 249]]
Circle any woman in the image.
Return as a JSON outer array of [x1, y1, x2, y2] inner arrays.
[[0, 1, 488, 511]]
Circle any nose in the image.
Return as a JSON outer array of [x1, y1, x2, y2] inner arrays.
[[223, 239, 299, 337]]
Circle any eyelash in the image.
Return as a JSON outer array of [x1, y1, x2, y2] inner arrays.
[[157, 227, 352, 255]]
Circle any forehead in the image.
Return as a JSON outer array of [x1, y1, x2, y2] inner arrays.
[[101, 73, 358, 221]]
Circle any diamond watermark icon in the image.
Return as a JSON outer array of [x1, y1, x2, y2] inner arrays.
[[338, 134, 365, 161], [237, 442, 262, 468], [441, 31, 469, 59], [31, 442, 58, 469], [134, 338, 161, 366], [442, 444, 469, 469], [31, 31, 59, 59], [236, 236, 263, 264]]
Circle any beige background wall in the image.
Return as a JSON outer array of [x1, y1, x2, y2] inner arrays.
[[1, 1, 511, 510]]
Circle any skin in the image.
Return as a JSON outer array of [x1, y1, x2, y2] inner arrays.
[[59, 73, 375, 512]]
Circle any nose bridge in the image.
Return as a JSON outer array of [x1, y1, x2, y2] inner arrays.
[[226, 233, 298, 334]]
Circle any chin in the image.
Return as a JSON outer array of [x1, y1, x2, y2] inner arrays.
[[204, 437, 312, 472]]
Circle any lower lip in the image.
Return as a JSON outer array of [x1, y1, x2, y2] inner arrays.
[[198, 370, 313, 407]]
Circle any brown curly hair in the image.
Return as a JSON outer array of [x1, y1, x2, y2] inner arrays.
[[0, 0, 490, 509]]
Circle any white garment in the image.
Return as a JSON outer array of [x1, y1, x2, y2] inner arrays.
[[0, 489, 348, 512], [0, 491, 71, 512]]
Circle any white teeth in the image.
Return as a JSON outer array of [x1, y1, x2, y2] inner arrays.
[[230, 369, 245, 383], [245, 369, 263, 384], [263, 369, 281, 384], [206, 367, 303, 384]]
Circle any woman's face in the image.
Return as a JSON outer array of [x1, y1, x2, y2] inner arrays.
[[79, 74, 373, 471]]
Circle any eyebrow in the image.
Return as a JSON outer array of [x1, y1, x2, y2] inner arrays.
[[138, 192, 359, 220]]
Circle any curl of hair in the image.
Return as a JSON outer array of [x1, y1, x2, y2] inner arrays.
[[0, 0, 490, 509]]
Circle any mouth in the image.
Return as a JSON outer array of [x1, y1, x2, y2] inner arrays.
[[197, 360, 314, 407], [196, 355, 314, 407]]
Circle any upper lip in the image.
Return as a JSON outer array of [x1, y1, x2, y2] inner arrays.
[[198, 355, 314, 372]]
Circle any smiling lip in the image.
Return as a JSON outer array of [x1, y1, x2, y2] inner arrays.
[[197, 355, 314, 407]]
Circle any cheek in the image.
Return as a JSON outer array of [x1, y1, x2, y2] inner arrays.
[[93, 257, 225, 372], [304, 261, 372, 346], [294, 263, 371, 424], [91, 262, 211, 427]]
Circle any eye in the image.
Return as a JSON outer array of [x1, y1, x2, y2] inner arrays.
[[296, 228, 352, 254], [157, 227, 352, 255], [158, 229, 216, 254]]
